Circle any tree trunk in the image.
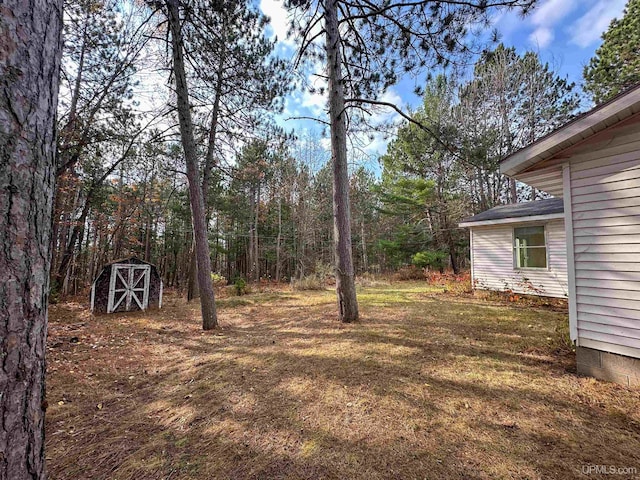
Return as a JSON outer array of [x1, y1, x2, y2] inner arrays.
[[201, 38, 226, 223], [0, 1, 62, 478], [144, 214, 152, 262], [54, 199, 91, 289], [449, 243, 460, 275], [360, 220, 368, 273], [324, 0, 359, 322], [254, 182, 260, 282], [275, 195, 282, 282], [187, 241, 199, 301], [167, 0, 217, 329], [509, 178, 517, 204], [212, 216, 219, 272], [476, 167, 488, 210], [248, 185, 255, 281]]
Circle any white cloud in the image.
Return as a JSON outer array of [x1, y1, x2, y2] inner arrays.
[[300, 88, 327, 116], [374, 89, 403, 124], [526, 0, 577, 48], [529, 27, 554, 48], [568, 0, 627, 48], [531, 0, 577, 26], [320, 136, 331, 152], [297, 59, 328, 117], [260, 0, 294, 46]]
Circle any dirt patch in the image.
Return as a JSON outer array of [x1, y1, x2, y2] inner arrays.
[[46, 283, 640, 479]]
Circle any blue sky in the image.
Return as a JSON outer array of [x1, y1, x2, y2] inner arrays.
[[258, 0, 629, 158], [495, 0, 627, 93]]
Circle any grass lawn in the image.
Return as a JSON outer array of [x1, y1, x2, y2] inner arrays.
[[46, 282, 640, 480]]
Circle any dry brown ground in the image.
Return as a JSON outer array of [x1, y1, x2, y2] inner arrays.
[[46, 283, 640, 480]]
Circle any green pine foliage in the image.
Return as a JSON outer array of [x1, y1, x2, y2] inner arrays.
[[376, 48, 580, 273], [584, 0, 640, 104], [412, 250, 448, 272]]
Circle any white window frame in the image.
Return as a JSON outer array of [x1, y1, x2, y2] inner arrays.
[[512, 224, 549, 271]]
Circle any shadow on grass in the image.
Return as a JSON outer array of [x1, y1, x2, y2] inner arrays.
[[45, 285, 640, 480]]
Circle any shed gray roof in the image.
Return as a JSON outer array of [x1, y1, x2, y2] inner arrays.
[[461, 198, 564, 225]]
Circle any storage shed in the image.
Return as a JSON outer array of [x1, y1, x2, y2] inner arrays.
[[500, 83, 640, 386], [90, 257, 163, 313], [459, 198, 568, 298]]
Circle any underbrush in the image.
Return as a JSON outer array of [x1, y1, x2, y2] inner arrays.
[[391, 265, 425, 281], [476, 288, 569, 311], [418, 271, 567, 313], [290, 274, 326, 291], [425, 270, 473, 295], [390, 268, 473, 295], [355, 272, 391, 288], [290, 262, 335, 291], [210, 272, 227, 287]]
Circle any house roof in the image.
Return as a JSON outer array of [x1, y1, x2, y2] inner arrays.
[[459, 198, 564, 227], [500, 83, 640, 177]]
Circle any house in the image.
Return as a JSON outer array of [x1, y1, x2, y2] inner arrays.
[[499, 84, 640, 386], [91, 257, 163, 313], [459, 198, 568, 298]]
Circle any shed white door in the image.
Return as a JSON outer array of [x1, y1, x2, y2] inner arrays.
[[107, 264, 151, 313]]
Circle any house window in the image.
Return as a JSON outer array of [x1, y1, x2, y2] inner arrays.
[[514, 226, 547, 269]]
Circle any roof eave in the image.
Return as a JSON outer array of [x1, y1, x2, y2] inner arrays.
[[500, 85, 640, 177], [459, 212, 565, 228]]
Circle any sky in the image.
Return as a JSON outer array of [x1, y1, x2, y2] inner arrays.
[[257, 0, 629, 160]]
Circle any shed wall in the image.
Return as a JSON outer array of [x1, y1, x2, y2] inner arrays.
[[568, 126, 640, 357], [471, 218, 568, 298]]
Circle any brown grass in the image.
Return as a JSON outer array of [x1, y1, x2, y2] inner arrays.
[[46, 282, 640, 480]]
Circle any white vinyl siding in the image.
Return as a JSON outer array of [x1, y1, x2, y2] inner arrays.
[[471, 219, 567, 298], [568, 126, 640, 356]]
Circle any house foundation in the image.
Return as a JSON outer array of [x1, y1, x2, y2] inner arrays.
[[576, 346, 640, 387]]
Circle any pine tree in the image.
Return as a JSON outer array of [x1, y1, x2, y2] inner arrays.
[[178, 0, 290, 299], [380, 76, 465, 273], [584, 0, 640, 104], [286, 0, 533, 321], [459, 45, 579, 203], [166, 0, 219, 329]]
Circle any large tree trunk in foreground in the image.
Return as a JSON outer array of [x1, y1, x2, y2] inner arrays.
[[0, 0, 63, 478], [167, 0, 218, 329], [324, 0, 359, 323]]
